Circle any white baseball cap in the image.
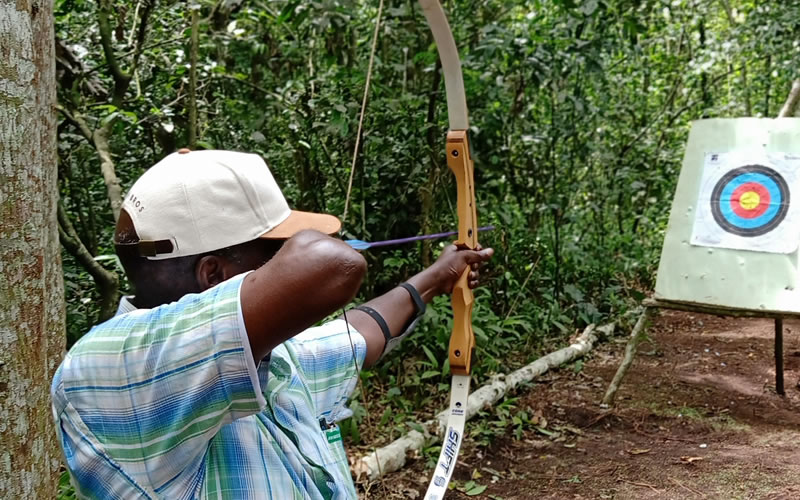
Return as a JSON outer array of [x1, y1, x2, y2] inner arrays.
[[117, 149, 341, 260]]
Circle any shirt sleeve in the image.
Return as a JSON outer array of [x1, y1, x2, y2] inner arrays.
[[54, 272, 264, 491], [286, 319, 367, 423]]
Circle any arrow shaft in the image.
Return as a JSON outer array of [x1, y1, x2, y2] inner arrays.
[[356, 225, 494, 249]]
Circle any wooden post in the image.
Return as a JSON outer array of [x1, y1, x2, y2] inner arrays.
[[602, 308, 652, 406], [776, 318, 785, 396]]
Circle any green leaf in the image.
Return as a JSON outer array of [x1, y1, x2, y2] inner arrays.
[[421, 345, 439, 367], [465, 483, 488, 495], [408, 422, 425, 433], [534, 426, 557, 437]]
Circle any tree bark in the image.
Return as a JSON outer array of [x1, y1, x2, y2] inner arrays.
[[0, 0, 65, 496]]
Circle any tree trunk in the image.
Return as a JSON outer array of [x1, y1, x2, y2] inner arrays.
[[778, 79, 800, 118], [0, 0, 65, 497]]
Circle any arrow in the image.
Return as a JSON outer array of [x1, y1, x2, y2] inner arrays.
[[344, 225, 494, 251]]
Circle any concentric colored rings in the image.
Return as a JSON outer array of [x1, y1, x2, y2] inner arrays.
[[710, 165, 789, 237]]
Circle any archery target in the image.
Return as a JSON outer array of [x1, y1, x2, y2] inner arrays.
[[710, 165, 789, 237], [690, 151, 800, 254]]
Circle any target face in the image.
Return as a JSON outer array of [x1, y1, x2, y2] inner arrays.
[[691, 151, 800, 254], [710, 165, 790, 237]]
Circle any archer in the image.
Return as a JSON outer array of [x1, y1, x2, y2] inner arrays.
[[50, 149, 493, 499]]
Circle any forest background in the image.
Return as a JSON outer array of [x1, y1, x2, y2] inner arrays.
[[50, 0, 800, 496]]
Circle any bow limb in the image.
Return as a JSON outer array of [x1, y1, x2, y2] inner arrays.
[[419, 1, 479, 498]]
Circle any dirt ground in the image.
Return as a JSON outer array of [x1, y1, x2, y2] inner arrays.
[[363, 310, 800, 499]]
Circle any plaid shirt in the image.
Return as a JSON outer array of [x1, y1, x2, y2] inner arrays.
[[51, 273, 365, 499]]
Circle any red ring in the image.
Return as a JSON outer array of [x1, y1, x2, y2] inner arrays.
[[730, 182, 770, 219]]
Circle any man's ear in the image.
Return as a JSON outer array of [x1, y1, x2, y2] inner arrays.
[[195, 255, 227, 290]]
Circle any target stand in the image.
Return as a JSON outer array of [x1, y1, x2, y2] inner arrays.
[[604, 118, 800, 404]]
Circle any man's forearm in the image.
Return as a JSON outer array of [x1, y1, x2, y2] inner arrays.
[[346, 268, 438, 366]]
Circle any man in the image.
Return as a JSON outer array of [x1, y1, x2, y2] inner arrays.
[[51, 149, 493, 499]]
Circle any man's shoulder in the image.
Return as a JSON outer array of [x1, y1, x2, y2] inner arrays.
[[66, 306, 153, 357], [70, 273, 249, 355]]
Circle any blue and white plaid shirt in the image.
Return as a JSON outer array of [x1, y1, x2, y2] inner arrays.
[[51, 273, 366, 499]]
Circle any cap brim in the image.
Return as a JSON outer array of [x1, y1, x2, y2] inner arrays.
[[260, 210, 341, 239]]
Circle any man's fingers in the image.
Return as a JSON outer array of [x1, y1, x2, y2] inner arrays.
[[439, 245, 493, 291], [465, 247, 493, 264]]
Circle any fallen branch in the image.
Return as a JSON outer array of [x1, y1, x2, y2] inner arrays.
[[355, 323, 615, 481]]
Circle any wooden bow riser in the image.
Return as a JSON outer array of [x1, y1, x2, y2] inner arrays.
[[446, 130, 477, 377]]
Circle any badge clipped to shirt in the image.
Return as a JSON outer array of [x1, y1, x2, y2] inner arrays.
[[320, 417, 342, 445], [325, 426, 342, 445]]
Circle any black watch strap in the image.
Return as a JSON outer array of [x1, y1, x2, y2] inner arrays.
[[355, 305, 392, 348], [400, 283, 426, 318]]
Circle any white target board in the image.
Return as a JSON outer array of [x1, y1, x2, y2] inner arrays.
[[655, 118, 800, 315], [690, 151, 800, 254]]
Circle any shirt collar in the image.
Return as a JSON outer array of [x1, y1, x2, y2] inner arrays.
[[115, 296, 138, 316]]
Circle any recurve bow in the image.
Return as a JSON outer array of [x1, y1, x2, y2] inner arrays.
[[418, 1, 478, 498]]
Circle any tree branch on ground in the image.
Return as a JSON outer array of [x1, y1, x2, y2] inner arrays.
[[355, 324, 615, 480]]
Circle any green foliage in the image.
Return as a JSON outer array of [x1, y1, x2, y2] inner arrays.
[[54, 0, 800, 485], [57, 470, 76, 500]]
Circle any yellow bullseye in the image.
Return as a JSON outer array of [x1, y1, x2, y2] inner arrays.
[[739, 191, 760, 210]]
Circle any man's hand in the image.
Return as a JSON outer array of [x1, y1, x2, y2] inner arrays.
[[406, 244, 494, 302], [433, 243, 494, 294]]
